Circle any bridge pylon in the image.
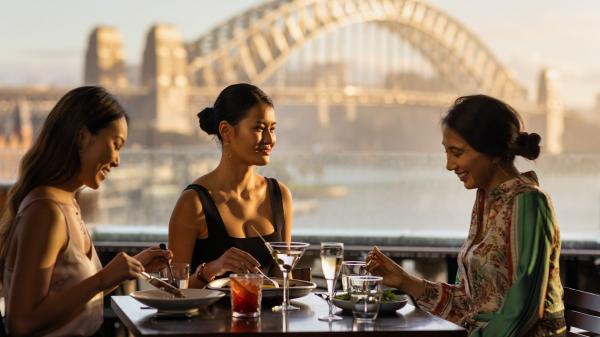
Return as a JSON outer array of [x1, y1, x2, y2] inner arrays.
[[84, 26, 129, 89], [538, 68, 564, 154], [141, 24, 192, 137]]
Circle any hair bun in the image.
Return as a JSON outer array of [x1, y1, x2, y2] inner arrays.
[[515, 132, 541, 160], [197, 107, 218, 135]]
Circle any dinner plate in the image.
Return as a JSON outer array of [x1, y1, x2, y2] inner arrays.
[[130, 288, 225, 313], [332, 291, 408, 314], [207, 277, 316, 300]]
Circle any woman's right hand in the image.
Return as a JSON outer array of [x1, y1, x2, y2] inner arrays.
[[206, 247, 261, 278], [98, 252, 145, 290], [366, 246, 407, 290]]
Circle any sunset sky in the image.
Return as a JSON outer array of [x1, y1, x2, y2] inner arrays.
[[1, 0, 598, 109]]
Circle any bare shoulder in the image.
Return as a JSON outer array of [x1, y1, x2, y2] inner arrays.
[[19, 200, 66, 236], [169, 180, 208, 239], [16, 200, 68, 257], [174, 188, 204, 215], [276, 180, 293, 201]]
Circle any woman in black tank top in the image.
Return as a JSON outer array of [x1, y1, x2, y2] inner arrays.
[[168, 84, 293, 288]]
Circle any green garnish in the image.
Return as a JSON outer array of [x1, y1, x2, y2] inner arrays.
[[334, 289, 398, 302], [382, 289, 397, 302], [334, 293, 351, 301]]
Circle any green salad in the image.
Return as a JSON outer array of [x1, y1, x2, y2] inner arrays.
[[334, 289, 398, 302]]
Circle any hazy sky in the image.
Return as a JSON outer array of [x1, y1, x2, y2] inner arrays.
[[1, 0, 598, 109]]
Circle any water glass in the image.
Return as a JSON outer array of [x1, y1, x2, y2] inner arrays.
[[341, 261, 367, 292], [230, 273, 263, 318], [348, 275, 383, 323], [171, 262, 190, 289]]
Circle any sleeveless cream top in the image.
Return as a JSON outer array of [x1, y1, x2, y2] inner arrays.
[[2, 190, 103, 336]]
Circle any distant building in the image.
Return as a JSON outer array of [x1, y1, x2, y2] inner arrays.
[[0, 99, 33, 149]]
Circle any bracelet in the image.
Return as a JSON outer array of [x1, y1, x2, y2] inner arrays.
[[196, 262, 214, 283]]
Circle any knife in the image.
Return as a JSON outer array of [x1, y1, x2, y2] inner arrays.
[[140, 272, 186, 298]]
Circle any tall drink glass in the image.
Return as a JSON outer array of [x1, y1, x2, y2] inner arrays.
[[341, 261, 367, 292], [266, 242, 310, 311], [348, 275, 383, 323], [318, 242, 344, 321], [230, 273, 263, 318]]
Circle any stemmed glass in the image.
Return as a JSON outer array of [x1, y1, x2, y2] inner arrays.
[[318, 242, 344, 321], [266, 241, 310, 311]]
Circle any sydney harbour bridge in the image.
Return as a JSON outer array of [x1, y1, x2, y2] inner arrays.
[[0, 0, 563, 153]]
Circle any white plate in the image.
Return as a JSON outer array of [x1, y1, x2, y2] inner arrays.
[[130, 288, 225, 312], [207, 277, 316, 300], [332, 291, 409, 314]]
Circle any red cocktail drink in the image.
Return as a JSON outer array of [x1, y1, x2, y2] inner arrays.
[[230, 274, 262, 318], [231, 317, 261, 332]]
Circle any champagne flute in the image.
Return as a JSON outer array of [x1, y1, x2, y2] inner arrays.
[[318, 242, 344, 321], [267, 241, 310, 311]]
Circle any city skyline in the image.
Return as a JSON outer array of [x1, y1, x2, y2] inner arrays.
[[1, 0, 599, 110]]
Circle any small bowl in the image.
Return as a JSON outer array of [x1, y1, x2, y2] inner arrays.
[[332, 290, 408, 314]]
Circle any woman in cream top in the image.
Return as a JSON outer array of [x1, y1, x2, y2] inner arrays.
[[0, 86, 172, 336]]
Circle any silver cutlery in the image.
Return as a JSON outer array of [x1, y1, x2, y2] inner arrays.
[[159, 243, 177, 287], [253, 267, 280, 288], [139, 272, 185, 298], [249, 225, 279, 288]]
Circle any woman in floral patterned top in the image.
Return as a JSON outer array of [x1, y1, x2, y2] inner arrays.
[[367, 95, 566, 336]]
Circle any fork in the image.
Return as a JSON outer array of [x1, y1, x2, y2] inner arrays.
[[159, 243, 177, 287], [248, 225, 279, 288], [253, 267, 280, 288]]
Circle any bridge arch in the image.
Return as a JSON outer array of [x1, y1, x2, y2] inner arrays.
[[187, 0, 527, 102]]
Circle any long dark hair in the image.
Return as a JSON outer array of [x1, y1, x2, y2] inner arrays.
[[442, 94, 541, 161], [0, 86, 129, 282], [197, 83, 273, 141]]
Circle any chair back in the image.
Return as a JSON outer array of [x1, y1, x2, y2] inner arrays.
[[0, 315, 6, 337], [564, 287, 600, 337]]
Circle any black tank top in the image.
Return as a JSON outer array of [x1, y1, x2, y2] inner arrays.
[[185, 177, 284, 273]]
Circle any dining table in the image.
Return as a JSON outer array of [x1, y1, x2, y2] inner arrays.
[[111, 291, 467, 336]]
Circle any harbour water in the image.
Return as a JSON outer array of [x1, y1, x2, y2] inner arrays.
[[96, 151, 600, 241], [2, 150, 599, 240]]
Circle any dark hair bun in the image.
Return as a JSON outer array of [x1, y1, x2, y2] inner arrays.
[[198, 107, 218, 135], [515, 132, 541, 160]]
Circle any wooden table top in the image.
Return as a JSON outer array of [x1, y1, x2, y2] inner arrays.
[[111, 293, 467, 336]]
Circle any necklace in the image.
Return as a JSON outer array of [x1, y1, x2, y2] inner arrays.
[[73, 199, 88, 237]]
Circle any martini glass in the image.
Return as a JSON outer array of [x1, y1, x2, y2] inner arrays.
[[266, 241, 310, 311]]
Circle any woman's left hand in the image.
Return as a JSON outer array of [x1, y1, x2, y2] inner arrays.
[[134, 246, 173, 273]]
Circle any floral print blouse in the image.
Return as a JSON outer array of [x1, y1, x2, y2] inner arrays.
[[416, 171, 566, 336]]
